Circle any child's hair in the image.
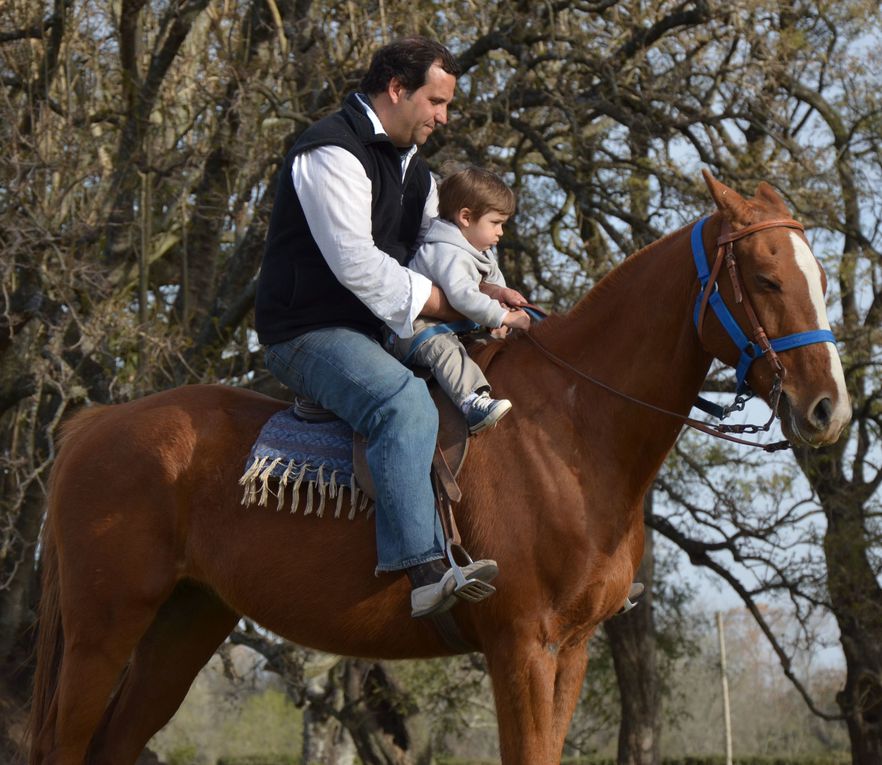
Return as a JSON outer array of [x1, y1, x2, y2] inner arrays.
[[438, 167, 516, 222]]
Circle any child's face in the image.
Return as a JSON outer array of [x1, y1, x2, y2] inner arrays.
[[456, 209, 509, 252]]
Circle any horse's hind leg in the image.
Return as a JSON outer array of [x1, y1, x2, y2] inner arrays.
[[88, 581, 239, 765], [45, 593, 168, 764]]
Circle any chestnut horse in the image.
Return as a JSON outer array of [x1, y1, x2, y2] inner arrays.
[[29, 173, 850, 764]]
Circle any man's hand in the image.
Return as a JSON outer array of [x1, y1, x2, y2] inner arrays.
[[500, 309, 532, 331]]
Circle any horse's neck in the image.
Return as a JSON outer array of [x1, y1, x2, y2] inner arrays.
[[528, 222, 713, 491]]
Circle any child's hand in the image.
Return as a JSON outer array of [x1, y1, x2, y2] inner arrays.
[[480, 283, 529, 308], [497, 287, 528, 308], [501, 309, 532, 331]]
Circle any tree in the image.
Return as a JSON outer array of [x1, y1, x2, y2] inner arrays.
[[3, 0, 882, 762]]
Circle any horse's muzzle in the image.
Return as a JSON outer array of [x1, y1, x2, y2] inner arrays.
[[778, 390, 851, 447]]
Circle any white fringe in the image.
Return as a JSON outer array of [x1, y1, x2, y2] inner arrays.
[[238, 458, 372, 519], [291, 463, 307, 513], [258, 457, 283, 507], [277, 458, 297, 510]]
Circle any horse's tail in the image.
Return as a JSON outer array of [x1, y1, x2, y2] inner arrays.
[[26, 526, 62, 764], [25, 406, 104, 763]]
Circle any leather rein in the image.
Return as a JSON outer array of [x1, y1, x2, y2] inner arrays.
[[524, 216, 837, 453]]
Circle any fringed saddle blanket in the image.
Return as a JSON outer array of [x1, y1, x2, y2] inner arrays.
[[238, 407, 372, 519]]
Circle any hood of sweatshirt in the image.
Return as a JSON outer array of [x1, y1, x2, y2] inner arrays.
[[422, 218, 498, 271]]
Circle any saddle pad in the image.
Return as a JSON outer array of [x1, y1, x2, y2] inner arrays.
[[238, 407, 371, 519]]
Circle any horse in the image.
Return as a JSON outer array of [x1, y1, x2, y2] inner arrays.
[[28, 171, 850, 764]]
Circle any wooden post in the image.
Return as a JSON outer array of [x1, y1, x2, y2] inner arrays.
[[716, 610, 733, 765]]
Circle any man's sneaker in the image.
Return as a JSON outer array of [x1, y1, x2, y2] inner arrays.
[[465, 393, 512, 434], [615, 582, 645, 615], [410, 559, 499, 618]]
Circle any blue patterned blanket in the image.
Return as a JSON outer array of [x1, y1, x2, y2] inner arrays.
[[239, 407, 371, 518]]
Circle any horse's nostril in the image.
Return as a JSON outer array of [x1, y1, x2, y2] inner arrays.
[[811, 397, 833, 429]]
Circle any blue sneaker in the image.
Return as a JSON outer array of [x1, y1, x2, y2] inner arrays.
[[465, 393, 512, 434]]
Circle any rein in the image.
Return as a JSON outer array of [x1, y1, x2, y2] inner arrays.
[[524, 215, 838, 453], [524, 332, 791, 452]]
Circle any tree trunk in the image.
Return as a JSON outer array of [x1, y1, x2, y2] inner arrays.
[[838, 635, 882, 765], [302, 660, 358, 765], [338, 660, 417, 765], [800, 446, 882, 765], [605, 493, 660, 765], [603, 123, 661, 765]]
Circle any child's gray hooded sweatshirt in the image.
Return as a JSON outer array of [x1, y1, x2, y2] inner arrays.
[[407, 218, 508, 328]]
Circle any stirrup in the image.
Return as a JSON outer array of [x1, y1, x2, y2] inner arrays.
[[445, 540, 496, 602]]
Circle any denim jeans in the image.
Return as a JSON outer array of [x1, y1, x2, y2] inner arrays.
[[265, 327, 445, 571]]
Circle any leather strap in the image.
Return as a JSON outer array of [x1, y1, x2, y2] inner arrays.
[[428, 610, 477, 654], [432, 446, 462, 545]]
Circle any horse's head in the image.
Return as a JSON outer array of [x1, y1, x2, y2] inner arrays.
[[699, 170, 850, 447]]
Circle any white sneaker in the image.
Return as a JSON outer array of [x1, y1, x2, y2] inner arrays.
[[465, 393, 512, 434], [410, 560, 499, 618]]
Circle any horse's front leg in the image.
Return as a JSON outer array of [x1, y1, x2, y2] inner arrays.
[[550, 638, 590, 754], [486, 632, 562, 764]]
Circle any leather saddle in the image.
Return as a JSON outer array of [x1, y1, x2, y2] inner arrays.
[[293, 373, 469, 502]]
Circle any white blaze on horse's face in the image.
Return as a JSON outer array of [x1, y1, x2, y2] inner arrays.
[[780, 232, 850, 445]]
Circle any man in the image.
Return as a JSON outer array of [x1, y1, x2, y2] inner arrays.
[[255, 37, 498, 618]]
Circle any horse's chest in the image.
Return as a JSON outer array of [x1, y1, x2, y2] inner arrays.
[[554, 544, 638, 630]]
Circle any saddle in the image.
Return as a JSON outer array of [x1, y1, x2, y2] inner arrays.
[[291, 338, 508, 504], [311, 376, 468, 502], [294, 376, 470, 537]]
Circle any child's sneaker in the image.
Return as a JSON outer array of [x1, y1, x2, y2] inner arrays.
[[465, 392, 512, 434]]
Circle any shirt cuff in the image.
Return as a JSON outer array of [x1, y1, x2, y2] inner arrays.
[[388, 271, 433, 339]]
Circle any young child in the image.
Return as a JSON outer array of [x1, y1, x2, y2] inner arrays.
[[394, 167, 531, 434]]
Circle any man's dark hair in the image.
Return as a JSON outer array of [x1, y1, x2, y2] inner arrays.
[[360, 37, 460, 95]]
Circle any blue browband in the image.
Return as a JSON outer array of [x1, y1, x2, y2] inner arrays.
[[690, 216, 836, 394]]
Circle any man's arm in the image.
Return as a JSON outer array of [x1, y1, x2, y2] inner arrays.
[[293, 146, 433, 338], [420, 284, 464, 321]]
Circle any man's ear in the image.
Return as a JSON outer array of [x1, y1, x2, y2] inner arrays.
[[387, 77, 406, 104]]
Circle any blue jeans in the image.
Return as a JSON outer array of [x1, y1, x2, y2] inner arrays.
[[265, 328, 445, 571]]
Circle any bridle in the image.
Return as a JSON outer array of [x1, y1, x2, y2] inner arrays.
[[691, 216, 835, 400], [525, 214, 838, 452]]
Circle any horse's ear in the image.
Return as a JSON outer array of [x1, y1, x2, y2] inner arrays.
[[701, 169, 752, 225], [753, 181, 792, 215]]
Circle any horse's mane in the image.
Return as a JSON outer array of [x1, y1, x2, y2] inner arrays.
[[530, 220, 696, 342]]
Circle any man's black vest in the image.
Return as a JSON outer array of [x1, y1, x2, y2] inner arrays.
[[255, 94, 432, 345]]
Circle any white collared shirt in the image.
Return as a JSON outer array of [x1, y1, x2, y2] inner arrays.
[[291, 96, 436, 338]]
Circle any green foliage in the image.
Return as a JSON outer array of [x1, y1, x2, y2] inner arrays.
[[149, 653, 301, 764], [217, 689, 302, 757], [166, 745, 202, 765]]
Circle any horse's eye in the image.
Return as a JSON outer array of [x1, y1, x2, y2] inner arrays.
[[755, 274, 782, 292]]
